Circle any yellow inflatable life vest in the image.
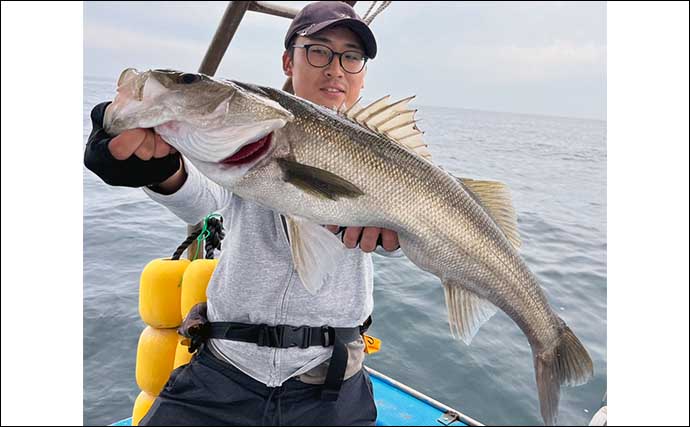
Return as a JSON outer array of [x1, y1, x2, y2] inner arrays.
[[135, 326, 179, 396], [132, 390, 156, 426], [180, 259, 218, 319], [133, 254, 218, 421], [139, 258, 190, 328], [173, 333, 194, 369]]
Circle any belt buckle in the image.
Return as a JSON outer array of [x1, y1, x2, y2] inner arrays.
[[279, 325, 310, 349], [256, 324, 269, 347]]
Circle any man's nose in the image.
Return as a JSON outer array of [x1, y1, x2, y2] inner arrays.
[[324, 55, 344, 78]]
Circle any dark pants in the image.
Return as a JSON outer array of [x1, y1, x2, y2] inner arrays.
[[140, 345, 377, 426]]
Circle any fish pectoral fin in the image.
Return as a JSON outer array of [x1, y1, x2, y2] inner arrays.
[[455, 176, 522, 250], [285, 216, 347, 294], [277, 158, 364, 201], [442, 281, 498, 345]]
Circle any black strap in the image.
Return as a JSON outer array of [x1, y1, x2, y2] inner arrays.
[[321, 327, 358, 401], [321, 318, 373, 400], [204, 319, 369, 349], [197, 316, 372, 401]]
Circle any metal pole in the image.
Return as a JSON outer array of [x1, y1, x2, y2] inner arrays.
[[198, 1, 251, 76], [248, 1, 299, 19]]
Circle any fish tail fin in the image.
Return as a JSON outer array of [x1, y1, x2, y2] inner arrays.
[[533, 325, 594, 426]]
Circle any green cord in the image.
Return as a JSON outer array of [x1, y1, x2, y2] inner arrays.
[[193, 213, 222, 260]]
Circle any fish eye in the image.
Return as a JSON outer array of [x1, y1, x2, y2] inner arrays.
[[179, 73, 201, 84]]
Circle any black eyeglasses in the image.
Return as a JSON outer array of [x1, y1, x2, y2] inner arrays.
[[292, 44, 368, 74]]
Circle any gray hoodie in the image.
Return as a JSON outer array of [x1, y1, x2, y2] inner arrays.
[[145, 158, 400, 387]]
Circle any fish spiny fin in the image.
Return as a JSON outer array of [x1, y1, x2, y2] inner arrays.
[[456, 177, 522, 250], [442, 281, 498, 345], [367, 96, 417, 129], [340, 95, 432, 161], [342, 96, 363, 116], [277, 158, 364, 201], [351, 95, 391, 122], [380, 118, 416, 135], [285, 216, 347, 294]]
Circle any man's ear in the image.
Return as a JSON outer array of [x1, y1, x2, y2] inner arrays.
[[282, 51, 293, 77]]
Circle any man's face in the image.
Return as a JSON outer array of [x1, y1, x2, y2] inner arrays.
[[283, 26, 367, 110]]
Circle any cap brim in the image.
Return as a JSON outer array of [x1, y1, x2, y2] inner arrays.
[[299, 18, 377, 59]]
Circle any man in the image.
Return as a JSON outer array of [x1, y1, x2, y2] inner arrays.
[[84, 2, 399, 425]]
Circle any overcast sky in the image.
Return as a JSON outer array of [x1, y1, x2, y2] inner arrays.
[[84, 1, 606, 120]]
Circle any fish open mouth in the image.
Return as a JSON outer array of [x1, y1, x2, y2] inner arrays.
[[219, 133, 273, 166]]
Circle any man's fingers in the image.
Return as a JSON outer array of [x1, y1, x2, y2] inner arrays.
[[107, 129, 170, 161], [380, 228, 400, 251], [108, 128, 168, 161], [343, 227, 363, 249], [157, 133, 176, 153], [359, 227, 381, 252], [338, 226, 399, 252], [134, 130, 156, 160], [108, 128, 147, 160], [324, 224, 340, 234], [153, 133, 174, 158], [333, 226, 399, 252]]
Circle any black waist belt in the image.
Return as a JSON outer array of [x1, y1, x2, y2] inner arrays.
[[191, 316, 372, 401]]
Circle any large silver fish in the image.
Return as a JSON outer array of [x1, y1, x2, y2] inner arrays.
[[105, 68, 593, 425]]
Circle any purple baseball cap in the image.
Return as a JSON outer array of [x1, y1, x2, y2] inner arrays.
[[284, 1, 377, 59]]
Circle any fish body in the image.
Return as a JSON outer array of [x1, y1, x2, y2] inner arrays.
[[104, 69, 593, 425]]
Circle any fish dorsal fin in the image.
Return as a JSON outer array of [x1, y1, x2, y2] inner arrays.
[[456, 177, 522, 250], [285, 216, 347, 294], [442, 280, 498, 344], [340, 95, 432, 161]]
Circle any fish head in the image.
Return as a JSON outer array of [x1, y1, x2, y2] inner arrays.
[[104, 68, 294, 187]]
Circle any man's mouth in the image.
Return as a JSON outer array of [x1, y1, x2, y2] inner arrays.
[[220, 133, 273, 166], [320, 87, 345, 94]]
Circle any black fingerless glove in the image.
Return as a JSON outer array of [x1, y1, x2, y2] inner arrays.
[[83, 101, 182, 188]]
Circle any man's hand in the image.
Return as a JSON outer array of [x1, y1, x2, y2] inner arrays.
[[84, 101, 186, 190], [109, 128, 177, 161], [325, 225, 400, 252], [109, 128, 187, 194]]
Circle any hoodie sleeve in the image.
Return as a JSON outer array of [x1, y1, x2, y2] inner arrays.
[[143, 156, 234, 225]]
